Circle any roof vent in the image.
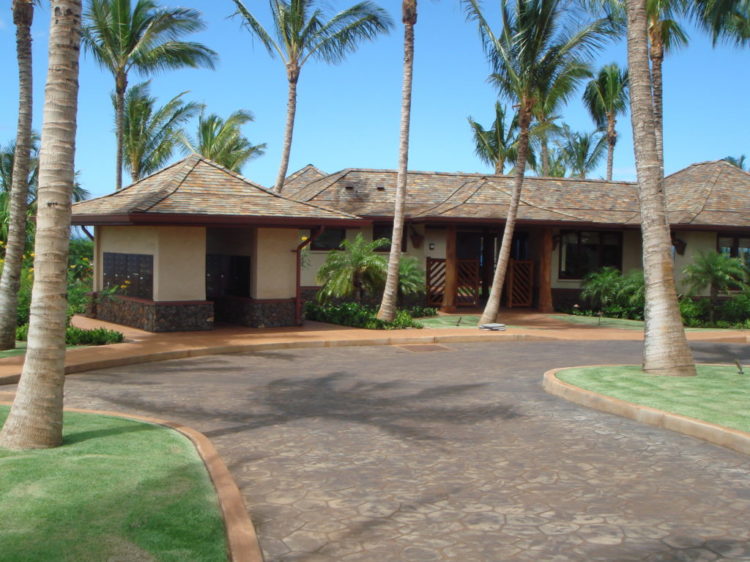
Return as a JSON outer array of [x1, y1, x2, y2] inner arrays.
[[345, 185, 355, 191], [376, 186, 386, 191]]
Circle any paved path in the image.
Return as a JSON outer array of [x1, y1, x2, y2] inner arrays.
[[54, 341, 750, 561]]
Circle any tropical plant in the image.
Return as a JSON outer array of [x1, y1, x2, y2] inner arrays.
[[120, 82, 201, 182], [0, 0, 37, 351], [377, 0, 416, 322], [561, 127, 607, 178], [582, 63, 629, 181], [581, 266, 622, 309], [692, 0, 750, 45], [723, 154, 748, 170], [467, 102, 533, 174], [180, 110, 266, 172], [626, 0, 696, 375], [545, 146, 568, 177], [581, 267, 645, 318], [0, 137, 39, 245], [230, 0, 392, 192], [82, 0, 217, 190], [0, 0, 84, 449], [317, 233, 388, 303], [464, 0, 609, 326], [681, 251, 747, 322], [397, 256, 425, 298]]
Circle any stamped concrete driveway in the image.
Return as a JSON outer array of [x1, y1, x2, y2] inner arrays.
[[60, 341, 750, 561]]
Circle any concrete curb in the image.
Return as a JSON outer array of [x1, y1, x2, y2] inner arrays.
[[0, 401, 263, 562], [543, 366, 750, 456], [0, 332, 555, 386]]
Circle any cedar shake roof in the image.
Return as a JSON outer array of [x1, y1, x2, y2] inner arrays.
[[72, 155, 361, 226], [288, 161, 750, 229]]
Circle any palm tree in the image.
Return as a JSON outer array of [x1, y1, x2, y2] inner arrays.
[[692, 0, 750, 45], [626, 0, 696, 375], [82, 0, 217, 191], [468, 102, 538, 174], [582, 63, 629, 181], [561, 127, 607, 178], [723, 154, 748, 170], [121, 82, 201, 182], [0, 0, 37, 351], [376, 0, 416, 322], [181, 110, 266, 173], [682, 251, 747, 323], [0, 0, 84, 449], [230, 0, 392, 193], [465, 0, 609, 326], [317, 233, 388, 303]]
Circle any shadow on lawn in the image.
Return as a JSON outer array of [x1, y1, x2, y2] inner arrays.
[[98, 371, 522, 445], [63, 419, 159, 445]]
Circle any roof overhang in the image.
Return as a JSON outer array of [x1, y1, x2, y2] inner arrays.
[[71, 213, 368, 228]]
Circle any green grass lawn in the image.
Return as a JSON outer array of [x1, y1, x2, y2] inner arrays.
[[553, 314, 738, 331], [418, 315, 484, 328], [556, 364, 750, 433], [0, 343, 27, 359], [0, 406, 227, 561]]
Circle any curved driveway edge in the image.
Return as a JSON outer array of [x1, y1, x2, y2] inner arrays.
[[543, 367, 750, 456], [0, 401, 263, 562]]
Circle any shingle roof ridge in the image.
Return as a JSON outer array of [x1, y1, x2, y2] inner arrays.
[[285, 163, 326, 182], [686, 163, 725, 224], [663, 159, 745, 180], [195, 154, 270, 191], [290, 169, 352, 201], [132, 154, 203, 212], [414, 178, 489, 217]]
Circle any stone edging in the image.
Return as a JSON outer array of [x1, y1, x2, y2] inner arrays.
[[543, 366, 750, 456], [0, 402, 264, 562]]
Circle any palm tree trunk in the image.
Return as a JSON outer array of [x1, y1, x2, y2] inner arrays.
[[377, 2, 416, 323], [606, 113, 616, 182], [495, 158, 503, 175], [115, 72, 126, 191], [540, 137, 550, 176], [0, 1, 34, 351], [649, 35, 665, 171], [626, 0, 695, 376], [479, 108, 531, 325], [0, 0, 83, 449], [274, 67, 300, 193]]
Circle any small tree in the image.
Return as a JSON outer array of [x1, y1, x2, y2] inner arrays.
[[316, 233, 388, 303], [682, 251, 747, 323]]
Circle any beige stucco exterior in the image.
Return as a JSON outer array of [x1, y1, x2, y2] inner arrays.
[[253, 228, 299, 299], [673, 231, 717, 295], [95, 225, 206, 302]]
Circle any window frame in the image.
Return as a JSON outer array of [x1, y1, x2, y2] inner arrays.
[[372, 222, 407, 253], [310, 227, 347, 251], [717, 233, 750, 268], [558, 230, 623, 280]]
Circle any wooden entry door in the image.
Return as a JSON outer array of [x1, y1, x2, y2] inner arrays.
[[507, 259, 534, 308], [426, 257, 481, 308]]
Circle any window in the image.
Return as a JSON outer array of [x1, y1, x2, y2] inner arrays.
[[103, 252, 153, 299], [718, 235, 750, 269], [311, 228, 346, 251], [559, 231, 622, 279], [373, 222, 407, 252]]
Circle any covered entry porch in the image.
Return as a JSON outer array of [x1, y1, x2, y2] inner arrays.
[[423, 224, 555, 313]]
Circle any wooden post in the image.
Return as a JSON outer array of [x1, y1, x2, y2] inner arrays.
[[442, 225, 457, 312], [538, 228, 554, 313]]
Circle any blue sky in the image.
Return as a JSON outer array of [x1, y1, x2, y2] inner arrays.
[[0, 1, 748, 199]]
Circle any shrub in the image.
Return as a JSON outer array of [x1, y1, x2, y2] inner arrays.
[[679, 298, 711, 327], [718, 293, 750, 324], [15, 324, 124, 346], [580, 268, 645, 320], [304, 301, 423, 330], [405, 305, 438, 318]]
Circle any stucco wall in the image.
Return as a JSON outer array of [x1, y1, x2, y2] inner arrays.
[[673, 231, 717, 295], [97, 225, 206, 302], [253, 228, 298, 299], [156, 227, 206, 301]]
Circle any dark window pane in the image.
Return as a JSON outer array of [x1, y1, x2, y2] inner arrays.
[[373, 223, 406, 252], [311, 228, 346, 251], [559, 230, 622, 279], [103, 252, 153, 299]]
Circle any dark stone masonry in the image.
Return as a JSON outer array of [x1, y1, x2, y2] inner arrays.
[[95, 295, 214, 332], [213, 296, 296, 328]]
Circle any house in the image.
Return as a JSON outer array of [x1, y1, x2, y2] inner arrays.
[[72, 156, 750, 331]]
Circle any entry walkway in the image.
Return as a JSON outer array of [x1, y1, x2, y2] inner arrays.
[[0, 312, 746, 384]]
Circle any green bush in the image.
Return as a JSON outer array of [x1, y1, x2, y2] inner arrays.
[[718, 293, 750, 324], [16, 324, 123, 346], [304, 301, 423, 330], [580, 268, 645, 320], [405, 305, 438, 318]]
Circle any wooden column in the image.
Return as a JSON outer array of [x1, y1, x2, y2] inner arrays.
[[442, 225, 457, 312], [538, 228, 554, 313]]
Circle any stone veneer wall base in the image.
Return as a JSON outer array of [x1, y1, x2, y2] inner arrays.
[[96, 295, 213, 332]]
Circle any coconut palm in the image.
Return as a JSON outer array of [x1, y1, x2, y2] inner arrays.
[[230, 0, 392, 193], [0, 0, 37, 351], [376, 0, 416, 322], [723, 154, 748, 170], [82, 0, 217, 191], [121, 82, 201, 182], [626, 0, 696, 375], [0, 138, 38, 247], [582, 63, 629, 181], [561, 127, 607, 178], [468, 102, 536, 174], [317, 233, 388, 303], [0, 0, 84, 449], [682, 251, 747, 323], [464, 0, 609, 326], [181, 110, 266, 173], [692, 0, 750, 45]]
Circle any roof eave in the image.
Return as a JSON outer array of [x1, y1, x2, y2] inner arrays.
[[71, 213, 368, 228]]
